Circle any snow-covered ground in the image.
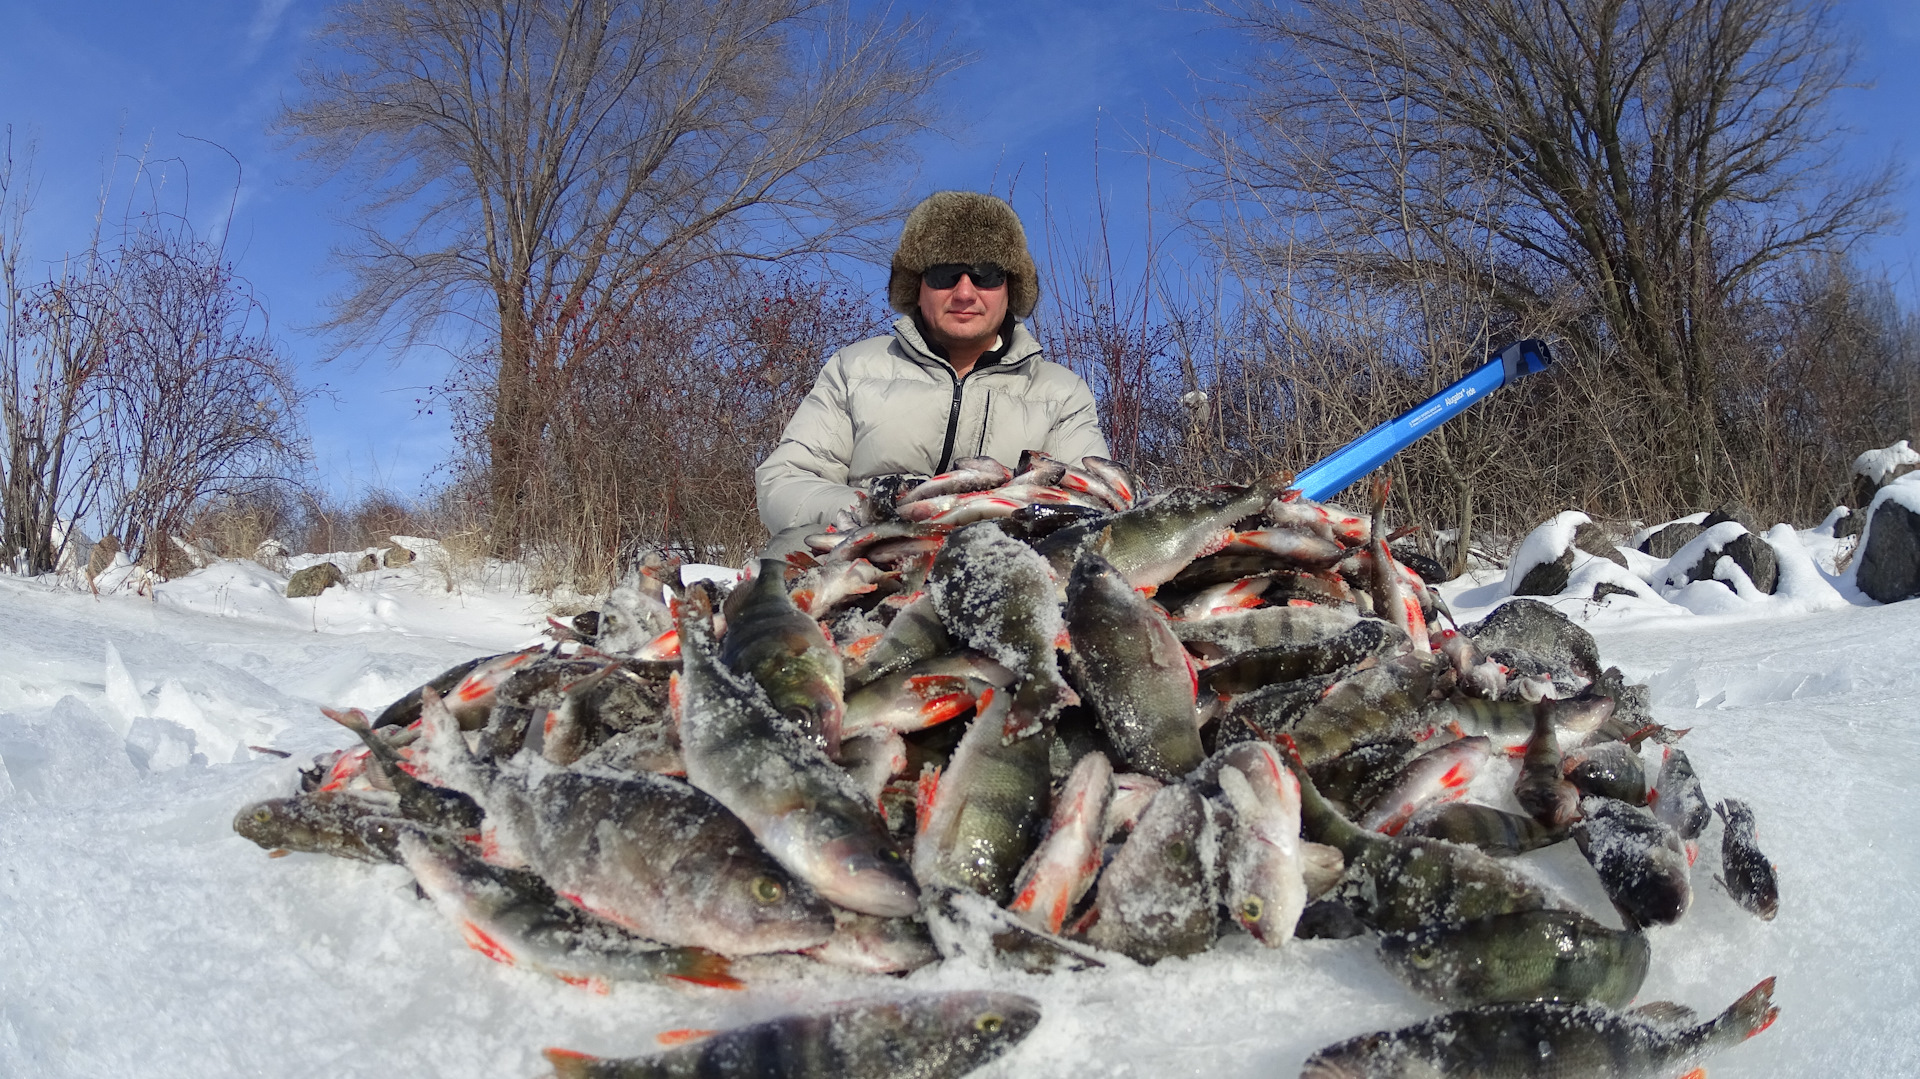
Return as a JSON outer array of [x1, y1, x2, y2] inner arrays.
[[1, 541, 1915, 1077]]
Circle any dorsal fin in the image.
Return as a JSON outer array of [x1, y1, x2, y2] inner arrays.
[[1630, 1000, 1699, 1027]]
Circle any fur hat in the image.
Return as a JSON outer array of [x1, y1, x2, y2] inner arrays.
[[888, 192, 1039, 319]]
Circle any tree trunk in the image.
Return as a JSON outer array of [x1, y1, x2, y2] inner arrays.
[[488, 304, 537, 557], [1451, 478, 1474, 580]]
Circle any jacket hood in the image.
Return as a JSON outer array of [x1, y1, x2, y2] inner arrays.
[[888, 191, 1040, 319]]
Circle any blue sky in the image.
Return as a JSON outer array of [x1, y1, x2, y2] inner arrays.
[[2, 0, 1915, 498]]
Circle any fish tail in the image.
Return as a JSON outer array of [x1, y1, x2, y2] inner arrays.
[[1707, 975, 1780, 1046], [664, 949, 743, 990], [542, 1048, 601, 1079], [556, 661, 620, 697], [321, 706, 371, 732]]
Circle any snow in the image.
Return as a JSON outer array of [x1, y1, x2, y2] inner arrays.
[[1853, 439, 1920, 484], [3, 544, 1919, 1077], [681, 563, 744, 588]]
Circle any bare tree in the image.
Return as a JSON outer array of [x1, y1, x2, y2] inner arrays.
[[0, 134, 113, 575], [284, 0, 953, 552], [94, 225, 309, 573], [1189, 0, 1895, 525]]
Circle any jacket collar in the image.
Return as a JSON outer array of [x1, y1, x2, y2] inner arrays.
[[892, 314, 1043, 376]]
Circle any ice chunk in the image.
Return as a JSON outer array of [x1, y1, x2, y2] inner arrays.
[[0, 696, 139, 802], [102, 640, 144, 738], [124, 717, 200, 773]]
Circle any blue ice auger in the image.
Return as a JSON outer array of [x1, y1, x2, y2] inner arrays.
[[1289, 339, 1554, 502]]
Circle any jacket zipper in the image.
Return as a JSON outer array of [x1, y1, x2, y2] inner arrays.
[[935, 369, 966, 474]]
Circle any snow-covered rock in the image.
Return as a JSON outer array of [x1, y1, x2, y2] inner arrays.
[[1686, 528, 1778, 595], [1636, 512, 1710, 558], [1849, 440, 1920, 520], [1655, 522, 1750, 591], [1854, 473, 1920, 603], [286, 561, 346, 598], [1853, 439, 1920, 485], [1506, 511, 1597, 596]]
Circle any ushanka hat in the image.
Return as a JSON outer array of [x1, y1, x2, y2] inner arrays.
[[888, 191, 1040, 319]]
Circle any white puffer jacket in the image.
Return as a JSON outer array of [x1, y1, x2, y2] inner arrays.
[[755, 316, 1109, 535]]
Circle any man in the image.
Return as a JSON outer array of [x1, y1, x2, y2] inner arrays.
[[755, 191, 1109, 553]]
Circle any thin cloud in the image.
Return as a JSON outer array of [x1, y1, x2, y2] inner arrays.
[[243, 0, 295, 61]]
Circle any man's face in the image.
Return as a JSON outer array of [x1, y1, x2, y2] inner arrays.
[[917, 268, 1008, 351]]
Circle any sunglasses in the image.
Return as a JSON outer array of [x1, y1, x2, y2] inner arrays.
[[921, 262, 1008, 290]]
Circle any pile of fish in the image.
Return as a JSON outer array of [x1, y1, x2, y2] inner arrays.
[[236, 451, 1783, 1078]]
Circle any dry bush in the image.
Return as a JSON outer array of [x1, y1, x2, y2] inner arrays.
[[291, 490, 349, 555], [186, 487, 299, 558], [0, 136, 112, 575], [1032, 174, 1175, 478], [450, 266, 884, 590], [289, 487, 433, 554], [345, 489, 425, 546], [398, 480, 496, 591]]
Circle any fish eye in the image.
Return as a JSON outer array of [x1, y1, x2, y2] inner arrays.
[[251, 807, 274, 823], [974, 1012, 1004, 1033], [1410, 944, 1439, 969], [749, 876, 785, 904], [1239, 896, 1264, 922], [1166, 840, 1189, 863]]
